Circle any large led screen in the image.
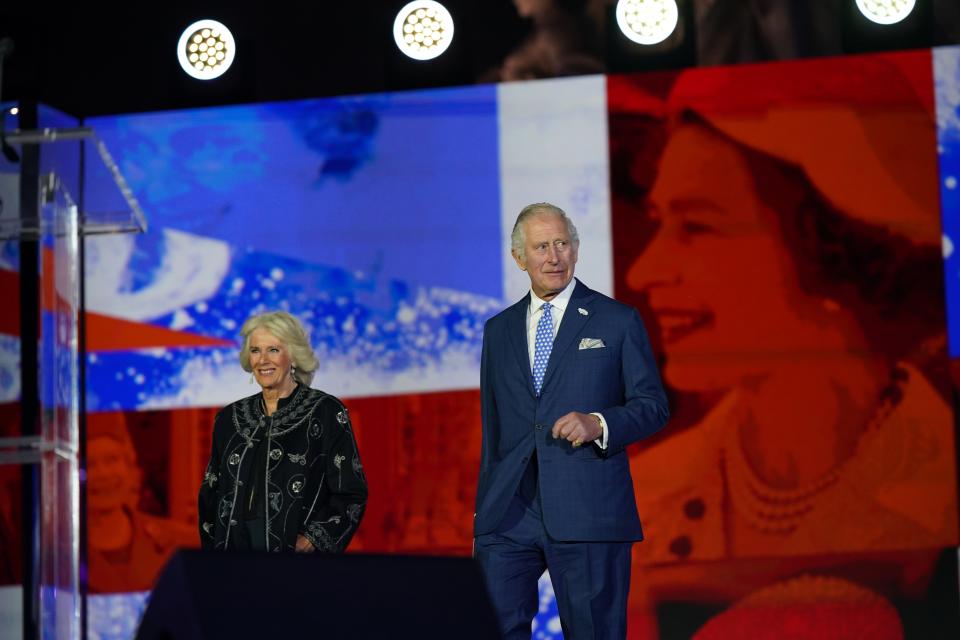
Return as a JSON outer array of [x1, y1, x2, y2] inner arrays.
[[609, 49, 958, 638], [0, 48, 952, 640]]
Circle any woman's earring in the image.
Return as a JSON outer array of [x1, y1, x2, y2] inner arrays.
[[249, 372, 254, 384]]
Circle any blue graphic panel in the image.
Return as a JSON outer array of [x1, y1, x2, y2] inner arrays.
[[85, 235, 501, 410], [935, 47, 960, 356], [84, 85, 506, 410], [87, 85, 502, 298], [87, 592, 149, 640]]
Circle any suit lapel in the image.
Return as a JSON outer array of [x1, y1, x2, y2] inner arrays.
[[540, 280, 596, 394], [505, 293, 536, 397]]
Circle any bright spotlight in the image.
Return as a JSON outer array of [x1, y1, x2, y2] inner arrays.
[[615, 0, 679, 46], [855, 0, 916, 24], [177, 19, 236, 80], [393, 1, 454, 61]]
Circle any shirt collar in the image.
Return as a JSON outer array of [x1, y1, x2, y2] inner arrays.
[[529, 278, 576, 313], [261, 383, 301, 414]]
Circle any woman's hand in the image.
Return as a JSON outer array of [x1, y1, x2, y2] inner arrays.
[[295, 535, 316, 552]]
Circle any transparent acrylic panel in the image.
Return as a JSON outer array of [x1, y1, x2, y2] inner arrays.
[[0, 128, 146, 240], [0, 117, 146, 640], [38, 191, 80, 640], [0, 100, 22, 564], [0, 101, 25, 640], [81, 136, 147, 236]]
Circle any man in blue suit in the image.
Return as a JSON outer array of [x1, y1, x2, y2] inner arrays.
[[474, 203, 669, 638]]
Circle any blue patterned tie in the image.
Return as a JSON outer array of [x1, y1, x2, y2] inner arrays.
[[532, 302, 554, 396]]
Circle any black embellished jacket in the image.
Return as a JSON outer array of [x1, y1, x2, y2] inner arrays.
[[198, 386, 367, 552]]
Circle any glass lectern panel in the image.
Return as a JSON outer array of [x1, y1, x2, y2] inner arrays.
[[0, 122, 146, 640], [38, 192, 80, 640]]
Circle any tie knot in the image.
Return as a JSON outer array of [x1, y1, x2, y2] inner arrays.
[[541, 302, 552, 312]]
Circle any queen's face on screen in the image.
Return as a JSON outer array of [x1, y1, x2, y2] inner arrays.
[[627, 121, 856, 393], [87, 435, 138, 512]]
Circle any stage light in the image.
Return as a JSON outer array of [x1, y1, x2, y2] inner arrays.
[[177, 19, 235, 80], [854, 0, 916, 25], [393, 1, 454, 61], [9, 107, 17, 115], [615, 0, 679, 45]]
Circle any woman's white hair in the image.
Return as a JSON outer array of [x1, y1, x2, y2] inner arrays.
[[510, 202, 580, 258], [238, 311, 319, 386]]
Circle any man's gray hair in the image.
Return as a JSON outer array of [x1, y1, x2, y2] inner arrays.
[[510, 202, 580, 258]]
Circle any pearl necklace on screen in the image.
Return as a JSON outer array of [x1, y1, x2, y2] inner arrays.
[[721, 367, 906, 535]]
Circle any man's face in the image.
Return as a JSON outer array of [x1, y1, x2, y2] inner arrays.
[[513, 212, 578, 300]]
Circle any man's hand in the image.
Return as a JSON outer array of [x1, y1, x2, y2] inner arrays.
[[551, 412, 603, 447], [295, 535, 316, 552]]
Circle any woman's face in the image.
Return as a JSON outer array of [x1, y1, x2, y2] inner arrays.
[[248, 327, 295, 391], [627, 122, 851, 392], [87, 436, 138, 512]]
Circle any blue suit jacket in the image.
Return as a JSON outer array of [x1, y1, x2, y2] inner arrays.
[[474, 279, 669, 541]]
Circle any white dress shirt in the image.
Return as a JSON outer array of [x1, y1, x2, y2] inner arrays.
[[526, 279, 609, 449]]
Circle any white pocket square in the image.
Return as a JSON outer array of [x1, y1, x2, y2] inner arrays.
[[578, 338, 605, 350]]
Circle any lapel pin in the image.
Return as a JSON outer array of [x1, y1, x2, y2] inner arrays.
[[578, 307, 588, 316]]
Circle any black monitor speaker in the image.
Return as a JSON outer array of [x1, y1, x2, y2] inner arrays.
[[135, 550, 502, 639]]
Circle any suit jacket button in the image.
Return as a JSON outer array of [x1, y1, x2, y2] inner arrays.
[[535, 424, 544, 430]]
